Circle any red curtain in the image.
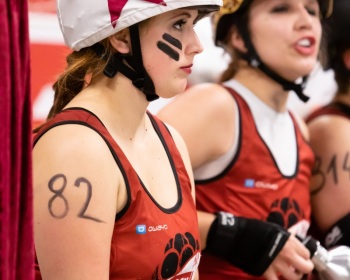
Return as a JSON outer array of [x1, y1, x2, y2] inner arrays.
[[0, 0, 34, 279]]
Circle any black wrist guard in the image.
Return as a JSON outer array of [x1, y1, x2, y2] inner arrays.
[[324, 212, 350, 248], [205, 211, 290, 276]]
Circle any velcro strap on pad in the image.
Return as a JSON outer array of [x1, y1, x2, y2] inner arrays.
[[324, 212, 350, 248], [206, 211, 290, 276]]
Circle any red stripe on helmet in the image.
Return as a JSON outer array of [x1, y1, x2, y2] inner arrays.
[[107, 0, 167, 28]]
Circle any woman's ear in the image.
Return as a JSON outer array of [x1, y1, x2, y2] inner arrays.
[[109, 29, 131, 54], [230, 26, 247, 53], [343, 48, 350, 70]]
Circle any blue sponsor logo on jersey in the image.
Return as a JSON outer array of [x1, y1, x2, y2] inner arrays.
[[244, 179, 255, 188], [136, 225, 147, 234]]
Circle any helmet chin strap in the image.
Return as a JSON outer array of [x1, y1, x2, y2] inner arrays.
[[244, 54, 310, 102], [126, 24, 159, 102], [91, 24, 159, 102], [238, 24, 310, 103]]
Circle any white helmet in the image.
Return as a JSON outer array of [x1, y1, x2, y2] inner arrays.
[[57, 0, 222, 51]]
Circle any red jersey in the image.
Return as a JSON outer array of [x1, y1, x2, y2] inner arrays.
[[34, 108, 201, 280], [306, 102, 350, 122], [195, 87, 315, 279]]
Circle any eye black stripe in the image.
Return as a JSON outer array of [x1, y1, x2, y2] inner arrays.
[[157, 41, 180, 61], [162, 33, 182, 50]]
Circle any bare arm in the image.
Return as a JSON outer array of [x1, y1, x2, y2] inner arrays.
[[157, 83, 237, 170], [308, 115, 350, 231], [34, 124, 121, 279]]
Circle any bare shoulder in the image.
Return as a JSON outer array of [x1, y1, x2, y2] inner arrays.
[[183, 82, 232, 98], [177, 83, 234, 108], [308, 113, 349, 130], [308, 114, 350, 149], [33, 124, 120, 278], [165, 124, 186, 148], [157, 83, 239, 169], [33, 123, 121, 217], [33, 124, 118, 171], [158, 82, 236, 124]]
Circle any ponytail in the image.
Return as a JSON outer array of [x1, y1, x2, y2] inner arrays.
[[33, 39, 113, 133], [219, 49, 241, 83]]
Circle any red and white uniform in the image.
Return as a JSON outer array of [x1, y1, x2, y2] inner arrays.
[[34, 108, 201, 280], [195, 81, 315, 279]]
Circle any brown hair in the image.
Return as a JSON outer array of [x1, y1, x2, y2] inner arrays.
[[216, 5, 250, 83], [322, 35, 350, 94], [219, 47, 242, 83], [321, 0, 350, 95], [331, 46, 350, 94], [33, 39, 114, 133]]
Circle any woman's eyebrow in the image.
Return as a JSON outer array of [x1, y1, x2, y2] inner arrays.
[[170, 11, 193, 19]]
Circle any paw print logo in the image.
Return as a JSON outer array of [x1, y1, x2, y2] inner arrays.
[[266, 198, 304, 228], [152, 232, 200, 280]]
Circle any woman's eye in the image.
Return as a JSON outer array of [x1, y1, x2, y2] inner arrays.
[[271, 5, 289, 13], [271, 4, 319, 17], [306, 6, 319, 16], [174, 19, 187, 30]]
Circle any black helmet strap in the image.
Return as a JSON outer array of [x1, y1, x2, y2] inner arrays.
[[127, 24, 158, 102], [92, 24, 159, 102], [237, 21, 310, 102]]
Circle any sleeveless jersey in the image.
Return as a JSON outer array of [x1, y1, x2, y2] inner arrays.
[[306, 101, 350, 122], [195, 87, 315, 280], [34, 108, 201, 280]]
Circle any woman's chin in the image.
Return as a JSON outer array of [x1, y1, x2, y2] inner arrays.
[[159, 83, 188, 99], [284, 66, 316, 82], [298, 60, 318, 76]]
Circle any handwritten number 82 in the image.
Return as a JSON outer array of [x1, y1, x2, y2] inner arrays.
[[48, 174, 103, 223]]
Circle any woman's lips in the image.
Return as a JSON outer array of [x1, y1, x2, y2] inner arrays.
[[181, 64, 193, 74], [294, 37, 316, 56]]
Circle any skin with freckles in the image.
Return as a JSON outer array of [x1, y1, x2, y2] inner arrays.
[[157, 33, 183, 61], [140, 9, 204, 98]]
